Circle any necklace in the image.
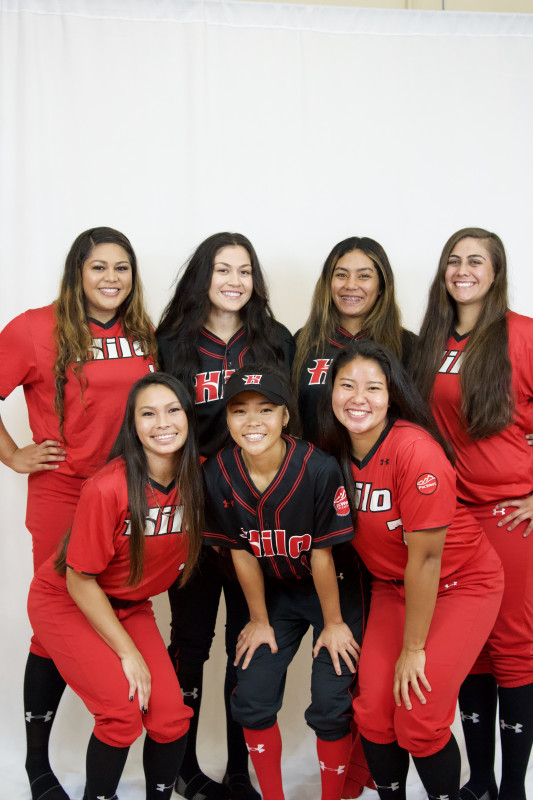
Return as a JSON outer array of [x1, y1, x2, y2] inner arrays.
[[148, 480, 174, 517]]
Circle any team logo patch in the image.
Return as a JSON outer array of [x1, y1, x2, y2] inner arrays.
[[416, 473, 438, 495], [333, 487, 350, 516], [243, 374, 262, 385]]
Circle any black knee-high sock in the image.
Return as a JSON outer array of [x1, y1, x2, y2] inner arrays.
[[24, 652, 69, 800], [223, 668, 259, 799], [360, 736, 409, 800], [85, 733, 129, 800], [458, 673, 498, 800], [498, 682, 533, 800], [143, 733, 187, 800], [412, 734, 461, 800], [175, 661, 227, 799]]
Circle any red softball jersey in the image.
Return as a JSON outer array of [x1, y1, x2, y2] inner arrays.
[[431, 311, 533, 503], [350, 421, 487, 581], [0, 304, 155, 478], [63, 458, 188, 601]]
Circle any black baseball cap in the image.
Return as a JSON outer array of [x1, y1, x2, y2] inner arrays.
[[223, 369, 290, 407]]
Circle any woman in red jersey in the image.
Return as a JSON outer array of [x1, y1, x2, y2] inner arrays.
[[0, 227, 156, 800], [412, 227, 533, 800], [321, 339, 503, 800], [28, 372, 202, 800]]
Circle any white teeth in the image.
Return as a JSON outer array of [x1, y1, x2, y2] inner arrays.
[[153, 433, 176, 442], [341, 296, 361, 303], [244, 433, 265, 441], [346, 409, 367, 417], [99, 288, 119, 294], [222, 291, 241, 297], [455, 282, 474, 287]]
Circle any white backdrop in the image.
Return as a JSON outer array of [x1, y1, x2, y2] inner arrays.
[[1, 1, 532, 797]]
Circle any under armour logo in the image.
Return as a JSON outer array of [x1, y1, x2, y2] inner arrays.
[[319, 761, 345, 774], [25, 711, 53, 723], [223, 499, 234, 508], [376, 782, 400, 792], [243, 375, 262, 385], [460, 711, 479, 723], [246, 744, 265, 753], [445, 581, 458, 589], [156, 783, 175, 792], [429, 795, 450, 800], [500, 719, 523, 733], [336, 572, 344, 581], [380, 458, 390, 465], [492, 506, 506, 516], [181, 688, 199, 699]]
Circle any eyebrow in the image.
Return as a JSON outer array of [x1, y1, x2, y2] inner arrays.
[[448, 253, 486, 260], [214, 261, 252, 268], [89, 259, 131, 265]]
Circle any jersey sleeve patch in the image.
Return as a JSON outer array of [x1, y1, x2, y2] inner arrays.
[[333, 486, 350, 516], [416, 473, 438, 495]]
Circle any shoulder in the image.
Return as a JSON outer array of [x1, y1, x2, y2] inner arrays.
[[81, 457, 127, 498], [271, 321, 295, 345], [291, 437, 342, 476], [507, 310, 533, 335], [1, 304, 55, 335]]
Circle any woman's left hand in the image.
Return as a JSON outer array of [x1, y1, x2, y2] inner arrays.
[[393, 647, 431, 710], [494, 495, 533, 537], [313, 622, 361, 676]]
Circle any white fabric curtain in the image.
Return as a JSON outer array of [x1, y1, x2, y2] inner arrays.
[[1, 1, 532, 797]]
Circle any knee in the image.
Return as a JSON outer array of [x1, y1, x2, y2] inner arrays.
[[146, 706, 192, 743], [94, 705, 144, 747], [230, 683, 278, 731]]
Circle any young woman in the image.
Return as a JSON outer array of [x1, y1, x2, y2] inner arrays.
[[321, 340, 504, 800], [156, 233, 294, 800], [202, 365, 367, 800], [293, 236, 416, 444], [27, 373, 202, 800], [0, 227, 155, 800], [412, 228, 533, 800]]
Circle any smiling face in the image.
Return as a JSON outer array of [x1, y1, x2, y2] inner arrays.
[[226, 390, 289, 460], [332, 357, 389, 458], [330, 250, 381, 334], [81, 242, 133, 323], [208, 245, 254, 315], [444, 237, 495, 314], [135, 384, 189, 466]]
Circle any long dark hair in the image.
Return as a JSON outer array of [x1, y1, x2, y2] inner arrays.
[[156, 232, 285, 384], [320, 340, 453, 517], [293, 236, 405, 385], [411, 227, 512, 439], [56, 373, 202, 585], [54, 227, 156, 441]]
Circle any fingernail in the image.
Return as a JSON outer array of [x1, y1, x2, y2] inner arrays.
[[142, 706, 147, 714], [129, 696, 133, 702]]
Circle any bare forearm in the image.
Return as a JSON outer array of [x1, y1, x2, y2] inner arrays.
[[311, 547, 343, 625], [231, 548, 269, 624], [66, 570, 137, 659], [403, 554, 441, 650], [0, 414, 18, 467]]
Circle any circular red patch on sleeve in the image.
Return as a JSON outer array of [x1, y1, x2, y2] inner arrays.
[[333, 486, 350, 516], [416, 473, 438, 495]]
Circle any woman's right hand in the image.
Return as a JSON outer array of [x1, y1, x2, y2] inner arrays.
[[6, 440, 66, 473], [121, 648, 152, 713]]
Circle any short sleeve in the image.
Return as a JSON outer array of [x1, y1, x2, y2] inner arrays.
[[0, 312, 40, 400], [395, 437, 456, 533], [66, 476, 122, 575], [311, 456, 354, 548]]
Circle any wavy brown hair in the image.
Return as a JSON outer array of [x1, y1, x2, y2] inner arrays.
[[156, 232, 286, 385], [293, 237, 404, 386], [53, 227, 156, 440], [411, 227, 511, 439], [56, 373, 203, 586]]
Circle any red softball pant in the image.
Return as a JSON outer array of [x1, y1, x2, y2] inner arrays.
[[466, 500, 533, 687], [28, 580, 192, 747], [354, 540, 503, 757], [26, 472, 83, 657]]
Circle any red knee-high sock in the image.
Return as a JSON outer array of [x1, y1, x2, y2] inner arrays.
[[317, 734, 352, 800], [243, 724, 285, 800]]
